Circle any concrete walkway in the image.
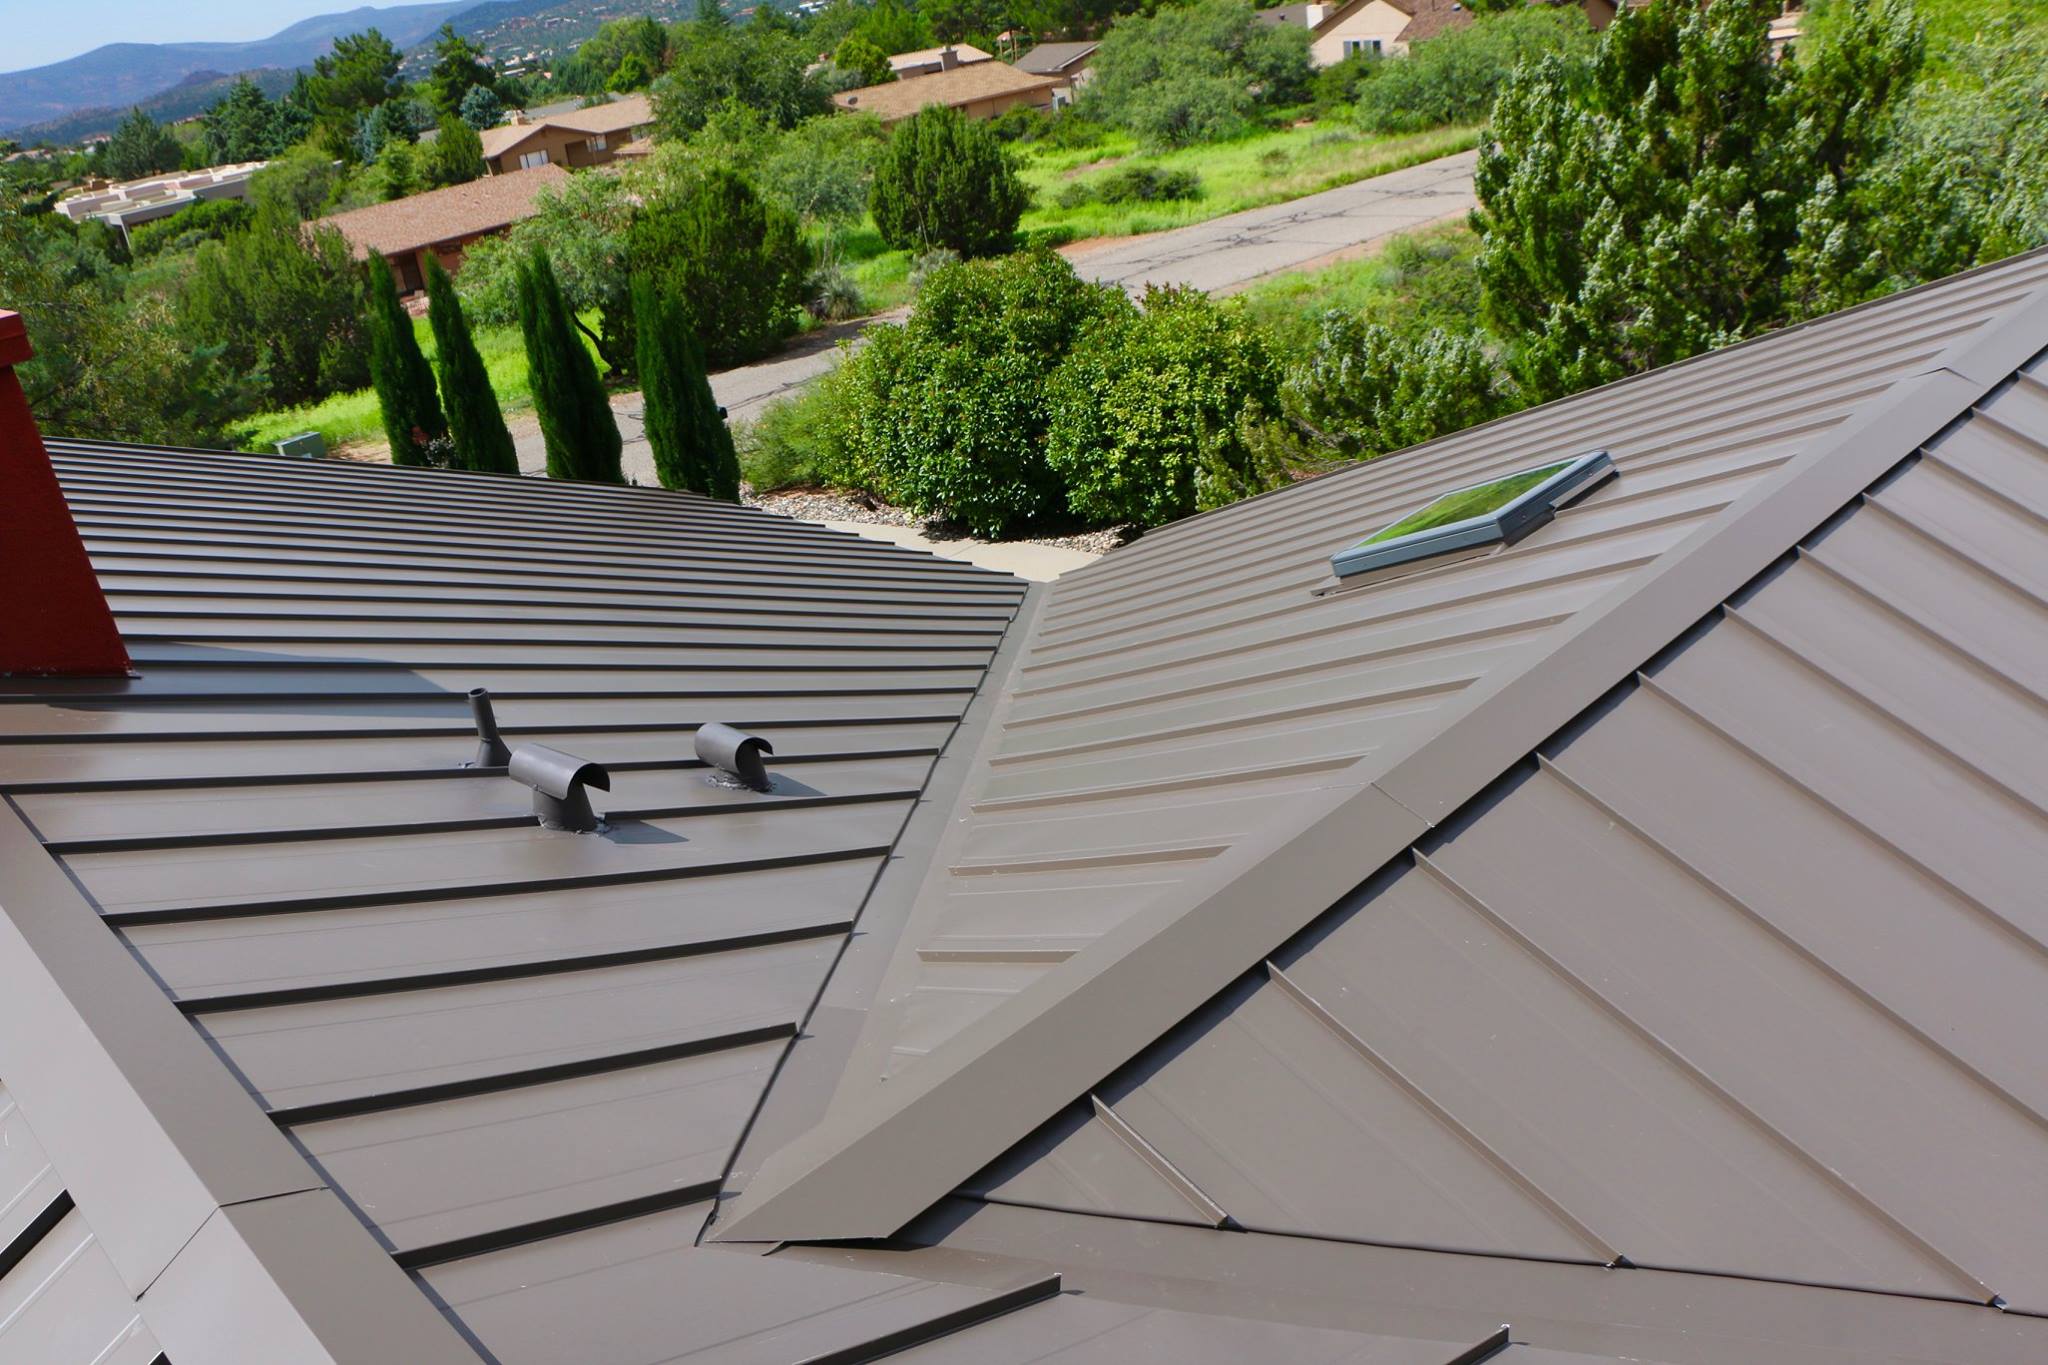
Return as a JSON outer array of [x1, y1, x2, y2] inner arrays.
[[813, 520, 1100, 582]]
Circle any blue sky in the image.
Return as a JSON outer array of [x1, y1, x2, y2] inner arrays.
[[5, 1, 359, 71]]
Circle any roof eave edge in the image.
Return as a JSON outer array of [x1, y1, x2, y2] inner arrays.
[[711, 277, 2048, 1246]]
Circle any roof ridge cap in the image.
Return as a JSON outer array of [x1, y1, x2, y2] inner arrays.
[[711, 275, 2048, 1246]]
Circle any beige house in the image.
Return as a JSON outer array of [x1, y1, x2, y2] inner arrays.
[[1298, 0, 1616, 66], [316, 164, 568, 296], [833, 61, 1064, 126], [477, 94, 656, 176], [1013, 40, 1099, 102]]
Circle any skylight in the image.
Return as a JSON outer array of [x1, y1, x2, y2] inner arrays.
[[1331, 449, 1614, 581]]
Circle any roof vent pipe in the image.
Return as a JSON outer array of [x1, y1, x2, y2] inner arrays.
[[467, 687, 511, 767], [508, 743, 611, 832], [696, 722, 774, 792]]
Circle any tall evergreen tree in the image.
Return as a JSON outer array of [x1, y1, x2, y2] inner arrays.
[[424, 255, 518, 474], [365, 254, 447, 466], [633, 274, 739, 500], [517, 248, 623, 483]]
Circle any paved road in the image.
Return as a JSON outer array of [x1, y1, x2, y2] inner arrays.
[[514, 147, 1479, 478]]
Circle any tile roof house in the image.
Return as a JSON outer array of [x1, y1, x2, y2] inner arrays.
[[477, 93, 656, 176], [833, 61, 1065, 125], [2, 241, 2047, 1364], [314, 164, 568, 295]]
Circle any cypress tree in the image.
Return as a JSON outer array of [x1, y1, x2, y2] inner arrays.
[[516, 247, 622, 483], [633, 273, 740, 501], [366, 254, 446, 466], [424, 255, 518, 474]]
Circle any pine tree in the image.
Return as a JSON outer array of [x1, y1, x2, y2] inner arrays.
[[516, 248, 623, 483], [366, 254, 447, 466], [634, 274, 740, 500], [424, 255, 518, 474]]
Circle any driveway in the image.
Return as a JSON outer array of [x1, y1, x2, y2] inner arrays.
[[513, 147, 1480, 477]]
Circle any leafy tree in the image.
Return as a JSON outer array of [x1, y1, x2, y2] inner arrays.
[[179, 202, 369, 406], [833, 250, 1130, 535], [366, 255, 448, 465], [652, 24, 834, 135], [454, 169, 638, 371], [695, 0, 730, 29], [421, 116, 485, 187], [869, 104, 1028, 257], [626, 168, 812, 367], [0, 203, 241, 445], [759, 113, 888, 222], [633, 274, 740, 499], [516, 248, 623, 483], [424, 255, 519, 474], [1083, 0, 1311, 146], [427, 24, 497, 117], [852, 0, 932, 55], [1355, 7, 1592, 133], [201, 78, 301, 164], [833, 34, 895, 86], [459, 84, 505, 130], [608, 52, 656, 92], [308, 29, 404, 160], [103, 108, 182, 180], [1474, 0, 1923, 403], [567, 16, 670, 93], [353, 97, 431, 162], [1283, 316, 1510, 459], [249, 145, 347, 219], [1047, 285, 1283, 527]]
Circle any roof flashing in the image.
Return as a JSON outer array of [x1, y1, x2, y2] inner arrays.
[[1329, 449, 1614, 582]]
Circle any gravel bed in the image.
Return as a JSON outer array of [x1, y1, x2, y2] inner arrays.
[[746, 486, 1134, 555]]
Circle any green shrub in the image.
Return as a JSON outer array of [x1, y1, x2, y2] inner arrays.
[[1059, 165, 1202, 208], [178, 202, 368, 407], [627, 167, 812, 367], [1284, 315, 1511, 458], [1046, 285, 1283, 527], [1355, 8, 1591, 133], [869, 104, 1029, 258], [1311, 49, 1383, 117], [738, 374, 854, 491], [757, 113, 887, 223], [1084, 0, 1311, 146], [366, 254, 448, 465], [835, 250, 1130, 535], [127, 197, 251, 259]]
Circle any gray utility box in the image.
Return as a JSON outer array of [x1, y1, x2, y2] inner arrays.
[[275, 432, 326, 460]]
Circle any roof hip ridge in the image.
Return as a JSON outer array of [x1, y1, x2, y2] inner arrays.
[[711, 274, 2048, 1246]]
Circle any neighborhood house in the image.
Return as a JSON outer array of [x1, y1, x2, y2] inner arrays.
[[315, 163, 568, 294], [477, 93, 656, 175], [833, 60, 1065, 124]]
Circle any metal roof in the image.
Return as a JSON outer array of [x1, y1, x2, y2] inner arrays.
[[5, 247, 2048, 1363]]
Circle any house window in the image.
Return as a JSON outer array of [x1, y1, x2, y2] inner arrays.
[[1343, 38, 1383, 57], [588, 133, 607, 152], [519, 149, 550, 170], [1329, 450, 1615, 581]]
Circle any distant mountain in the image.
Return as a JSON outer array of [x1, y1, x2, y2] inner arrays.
[[10, 68, 306, 147], [0, 3, 477, 135]]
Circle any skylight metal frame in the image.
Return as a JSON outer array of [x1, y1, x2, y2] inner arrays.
[[1330, 449, 1615, 581]]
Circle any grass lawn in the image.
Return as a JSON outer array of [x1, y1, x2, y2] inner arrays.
[[1234, 220, 1483, 360], [235, 309, 607, 454]]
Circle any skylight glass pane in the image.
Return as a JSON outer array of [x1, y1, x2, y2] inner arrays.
[[1358, 460, 1575, 546]]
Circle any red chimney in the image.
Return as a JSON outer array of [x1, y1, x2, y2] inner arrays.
[[0, 310, 131, 676]]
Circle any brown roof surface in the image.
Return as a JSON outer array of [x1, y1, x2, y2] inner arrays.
[[887, 41, 995, 71], [316, 163, 569, 259], [833, 62, 1064, 121], [479, 94, 656, 160], [1398, 0, 1477, 43], [1015, 40, 1099, 74], [6, 235, 2048, 1364]]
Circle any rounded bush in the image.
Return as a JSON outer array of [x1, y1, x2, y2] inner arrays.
[[869, 104, 1029, 258]]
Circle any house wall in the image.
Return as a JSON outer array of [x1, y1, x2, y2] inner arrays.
[[1309, 0, 1414, 66], [484, 123, 650, 175], [380, 227, 512, 297]]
